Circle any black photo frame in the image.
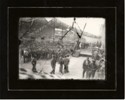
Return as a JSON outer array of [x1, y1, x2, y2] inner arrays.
[[0, 0, 124, 99]]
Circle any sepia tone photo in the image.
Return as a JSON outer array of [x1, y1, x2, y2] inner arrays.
[[19, 17, 106, 80]]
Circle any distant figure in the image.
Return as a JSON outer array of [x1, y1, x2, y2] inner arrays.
[[22, 49, 28, 63], [58, 55, 64, 74], [31, 57, 37, 73], [50, 54, 57, 74], [92, 48, 100, 60], [88, 59, 97, 78], [82, 57, 91, 78], [64, 55, 70, 73]]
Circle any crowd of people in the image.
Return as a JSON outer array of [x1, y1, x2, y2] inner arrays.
[[20, 45, 71, 73], [20, 41, 105, 79], [83, 45, 105, 79]]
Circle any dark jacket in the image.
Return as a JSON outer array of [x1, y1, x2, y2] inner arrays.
[[32, 58, 37, 65]]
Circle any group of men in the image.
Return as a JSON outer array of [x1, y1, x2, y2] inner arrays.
[[50, 46, 70, 74], [50, 54, 70, 74], [30, 46, 71, 74], [21, 48, 54, 63], [83, 47, 105, 79], [21, 42, 105, 79]]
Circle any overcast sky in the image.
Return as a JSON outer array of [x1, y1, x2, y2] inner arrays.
[[46, 17, 105, 37]]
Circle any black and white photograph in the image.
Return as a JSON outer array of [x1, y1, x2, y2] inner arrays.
[[0, 0, 124, 98], [19, 17, 106, 80]]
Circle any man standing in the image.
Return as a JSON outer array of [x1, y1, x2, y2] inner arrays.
[[83, 57, 91, 78], [31, 57, 37, 73], [59, 55, 64, 74], [64, 55, 70, 73], [50, 54, 57, 74]]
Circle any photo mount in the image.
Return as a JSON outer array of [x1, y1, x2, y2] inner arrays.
[[0, 0, 124, 98], [8, 7, 116, 90]]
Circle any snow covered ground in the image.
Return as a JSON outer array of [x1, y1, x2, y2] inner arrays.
[[19, 56, 105, 80]]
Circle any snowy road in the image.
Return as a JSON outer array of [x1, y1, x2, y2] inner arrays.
[[19, 56, 105, 80]]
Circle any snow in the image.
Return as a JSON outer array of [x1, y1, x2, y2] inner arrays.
[[19, 56, 105, 80]]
